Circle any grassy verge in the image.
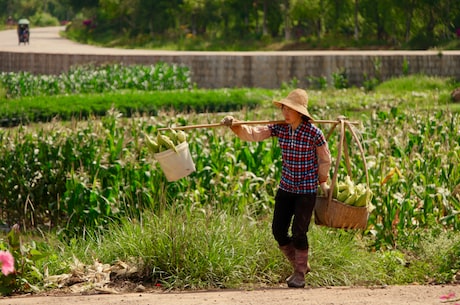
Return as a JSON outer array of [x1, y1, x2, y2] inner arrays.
[[42, 207, 460, 289]]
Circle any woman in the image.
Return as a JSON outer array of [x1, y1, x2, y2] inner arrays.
[[221, 89, 331, 288]]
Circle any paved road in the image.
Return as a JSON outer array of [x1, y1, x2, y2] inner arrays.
[[0, 26, 175, 55], [2, 26, 460, 56]]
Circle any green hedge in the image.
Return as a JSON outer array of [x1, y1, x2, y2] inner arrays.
[[0, 89, 266, 126]]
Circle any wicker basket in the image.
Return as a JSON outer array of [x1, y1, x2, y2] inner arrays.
[[314, 117, 370, 230], [314, 196, 369, 229]]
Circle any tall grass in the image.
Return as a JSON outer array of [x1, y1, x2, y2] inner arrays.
[[68, 207, 280, 289], [376, 74, 457, 92], [43, 206, 460, 289]]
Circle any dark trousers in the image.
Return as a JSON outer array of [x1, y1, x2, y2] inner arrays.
[[272, 189, 316, 250]]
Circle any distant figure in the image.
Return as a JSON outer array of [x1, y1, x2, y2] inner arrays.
[[22, 28, 29, 40], [6, 16, 14, 28], [17, 23, 30, 45], [456, 28, 460, 38]]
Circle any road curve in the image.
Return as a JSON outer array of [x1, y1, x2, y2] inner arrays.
[[1, 26, 460, 56], [0, 26, 181, 55]]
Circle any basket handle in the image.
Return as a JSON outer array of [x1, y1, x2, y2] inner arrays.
[[346, 121, 369, 187], [327, 119, 346, 203], [325, 118, 369, 203]]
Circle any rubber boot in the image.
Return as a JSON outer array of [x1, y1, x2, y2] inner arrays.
[[279, 243, 296, 267], [287, 248, 310, 288], [279, 243, 296, 282]]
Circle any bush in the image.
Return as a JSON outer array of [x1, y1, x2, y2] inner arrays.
[[30, 12, 60, 27]]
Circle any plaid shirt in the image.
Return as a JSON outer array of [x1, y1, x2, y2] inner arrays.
[[269, 121, 327, 194]]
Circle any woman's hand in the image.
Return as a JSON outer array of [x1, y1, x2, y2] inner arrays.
[[221, 116, 235, 126], [320, 182, 330, 197]]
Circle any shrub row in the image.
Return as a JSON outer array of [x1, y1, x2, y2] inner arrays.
[[0, 89, 264, 127]]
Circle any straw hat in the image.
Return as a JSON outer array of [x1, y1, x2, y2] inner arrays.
[[273, 89, 313, 120]]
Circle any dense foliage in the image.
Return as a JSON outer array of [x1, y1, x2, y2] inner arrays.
[[2, 0, 460, 50], [67, 0, 460, 50], [0, 0, 65, 27]]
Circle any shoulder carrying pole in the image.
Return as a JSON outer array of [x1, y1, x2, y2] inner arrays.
[[157, 118, 359, 131]]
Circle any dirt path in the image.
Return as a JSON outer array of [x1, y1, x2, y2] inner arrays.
[[0, 285, 459, 305]]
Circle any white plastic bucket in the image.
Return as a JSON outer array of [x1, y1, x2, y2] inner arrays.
[[153, 141, 196, 182]]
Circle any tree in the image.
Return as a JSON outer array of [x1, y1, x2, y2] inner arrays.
[[360, 0, 392, 42], [326, 0, 353, 34], [265, 0, 283, 38], [67, 0, 98, 11], [282, 0, 289, 39], [353, 0, 358, 41], [392, 0, 417, 43], [227, 0, 254, 37], [8, 0, 459, 49], [290, 0, 323, 39]]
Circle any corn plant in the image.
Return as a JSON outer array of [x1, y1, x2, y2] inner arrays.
[[0, 63, 191, 98], [362, 108, 460, 249], [0, 102, 458, 250]]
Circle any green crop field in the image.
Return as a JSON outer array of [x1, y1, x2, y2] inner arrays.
[[0, 64, 459, 295]]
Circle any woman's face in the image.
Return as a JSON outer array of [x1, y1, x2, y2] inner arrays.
[[281, 105, 302, 125]]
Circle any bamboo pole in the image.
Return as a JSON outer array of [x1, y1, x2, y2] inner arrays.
[[157, 118, 359, 131]]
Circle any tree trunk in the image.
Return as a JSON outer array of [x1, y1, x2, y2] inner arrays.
[[284, 0, 291, 40], [404, 10, 412, 42], [354, 0, 359, 41], [263, 0, 268, 36], [317, 0, 325, 39]]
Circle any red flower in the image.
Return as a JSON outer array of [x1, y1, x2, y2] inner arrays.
[[0, 250, 15, 276]]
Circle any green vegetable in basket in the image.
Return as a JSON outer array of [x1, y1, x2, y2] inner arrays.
[[344, 192, 358, 205], [168, 129, 177, 141], [354, 188, 373, 207], [337, 176, 354, 202], [147, 129, 188, 154], [144, 133, 160, 154], [333, 175, 372, 207], [176, 130, 187, 143], [329, 177, 340, 198], [157, 134, 177, 152]]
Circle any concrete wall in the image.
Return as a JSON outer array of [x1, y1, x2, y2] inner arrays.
[[1, 51, 459, 88]]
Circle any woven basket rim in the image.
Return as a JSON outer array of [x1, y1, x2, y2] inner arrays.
[[314, 196, 369, 229]]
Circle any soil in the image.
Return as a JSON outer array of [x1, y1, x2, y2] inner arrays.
[[0, 284, 459, 305]]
